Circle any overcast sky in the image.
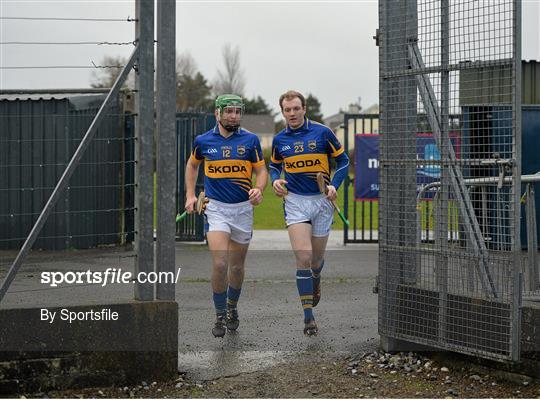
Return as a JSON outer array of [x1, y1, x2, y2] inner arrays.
[[0, 1, 539, 117]]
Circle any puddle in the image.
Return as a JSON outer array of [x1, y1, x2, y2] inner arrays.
[[178, 350, 295, 381]]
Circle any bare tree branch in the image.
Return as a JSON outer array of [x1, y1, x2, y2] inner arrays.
[[213, 43, 245, 95], [176, 51, 197, 79]]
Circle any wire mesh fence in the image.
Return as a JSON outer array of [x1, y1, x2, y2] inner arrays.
[[0, 95, 135, 251], [0, 10, 139, 307], [379, 0, 521, 360], [0, 93, 137, 306]]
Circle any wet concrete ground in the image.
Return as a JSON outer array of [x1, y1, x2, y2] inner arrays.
[[0, 230, 380, 380]]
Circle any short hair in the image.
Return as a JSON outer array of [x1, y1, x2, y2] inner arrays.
[[279, 90, 306, 110]]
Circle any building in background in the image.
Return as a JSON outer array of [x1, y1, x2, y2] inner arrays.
[[324, 102, 379, 147], [241, 114, 275, 149]]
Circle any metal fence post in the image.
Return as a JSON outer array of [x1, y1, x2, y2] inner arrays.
[[380, 0, 419, 296], [378, 0, 390, 337], [379, 0, 419, 339], [134, 0, 155, 301], [437, 0, 450, 346], [156, 0, 177, 300], [511, 0, 523, 360], [526, 184, 539, 291]]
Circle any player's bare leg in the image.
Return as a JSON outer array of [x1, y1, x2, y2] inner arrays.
[[226, 239, 249, 331], [288, 223, 318, 336], [207, 231, 231, 337]]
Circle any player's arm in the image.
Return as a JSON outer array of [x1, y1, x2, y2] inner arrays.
[[185, 140, 203, 212], [269, 139, 287, 197], [248, 137, 268, 205], [326, 129, 350, 201]]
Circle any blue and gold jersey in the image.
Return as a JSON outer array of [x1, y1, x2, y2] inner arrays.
[[190, 126, 265, 204], [270, 118, 348, 195]]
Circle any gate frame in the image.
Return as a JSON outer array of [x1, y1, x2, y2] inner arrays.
[[378, 0, 522, 362], [343, 113, 380, 244]]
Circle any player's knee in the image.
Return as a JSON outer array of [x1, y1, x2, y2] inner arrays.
[[213, 259, 228, 273], [311, 258, 323, 269], [229, 263, 244, 276]]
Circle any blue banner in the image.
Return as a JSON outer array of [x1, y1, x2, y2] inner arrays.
[[354, 133, 460, 200], [354, 135, 379, 200]]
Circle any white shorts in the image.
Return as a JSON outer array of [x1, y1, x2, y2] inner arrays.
[[283, 192, 334, 237], [204, 199, 253, 244]]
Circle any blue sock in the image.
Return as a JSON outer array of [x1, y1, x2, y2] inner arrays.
[[213, 291, 227, 317], [227, 285, 242, 309], [296, 269, 314, 323], [311, 259, 325, 285]]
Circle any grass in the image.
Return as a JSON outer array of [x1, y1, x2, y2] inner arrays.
[[154, 172, 380, 230], [154, 173, 455, 232], [253, 180, 379, 231]]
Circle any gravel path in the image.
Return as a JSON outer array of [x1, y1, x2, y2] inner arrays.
[[44, 350, 539, 399]]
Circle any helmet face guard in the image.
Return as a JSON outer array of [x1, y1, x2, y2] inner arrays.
[[215, 94, 244, 132]]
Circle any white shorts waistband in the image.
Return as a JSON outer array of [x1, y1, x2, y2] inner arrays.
[[286, 192, 326, 201], [207, 198, 252, 208]]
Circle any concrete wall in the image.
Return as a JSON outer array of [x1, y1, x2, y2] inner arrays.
[[380, 289, 540, 375], [0, 301, 178, 394]]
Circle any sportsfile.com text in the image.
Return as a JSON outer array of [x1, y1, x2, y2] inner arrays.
[[40, 268, 182, 287]]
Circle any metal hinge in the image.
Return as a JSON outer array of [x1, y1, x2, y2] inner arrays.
[[373, 29, 379, 47], [373, 275, 379, 294]]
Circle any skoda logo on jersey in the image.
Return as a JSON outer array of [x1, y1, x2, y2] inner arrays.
[[308, 140, 317, 150], [237, 145, 246, 156], [281, 145, 291, 151], [285, 159, 322, 169], [207, 148, 218, 154], [208, 165, 248, 174]]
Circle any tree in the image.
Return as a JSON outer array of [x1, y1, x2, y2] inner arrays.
[[175, 51, 213, 112], [213, 43, 246, 96], [90, 55, 133, 89], [176, 72, 213, 112], [306, 93, 323, 123], [244, 95, 275, 116], [176, 51, 197, 79]]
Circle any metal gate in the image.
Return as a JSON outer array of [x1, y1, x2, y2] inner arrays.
[[175, 112, 215, 241], [379, 0, 522, 361], [343, 114, 379, 243], [343, 113, 461, 245]]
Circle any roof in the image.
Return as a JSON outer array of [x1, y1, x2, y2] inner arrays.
[[241, 114, 275, 135], [0, 89, 111, 110]]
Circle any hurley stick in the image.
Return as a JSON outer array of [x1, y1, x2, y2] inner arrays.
[[316, 173, 350, 227], [176, 191, 208, 223]]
